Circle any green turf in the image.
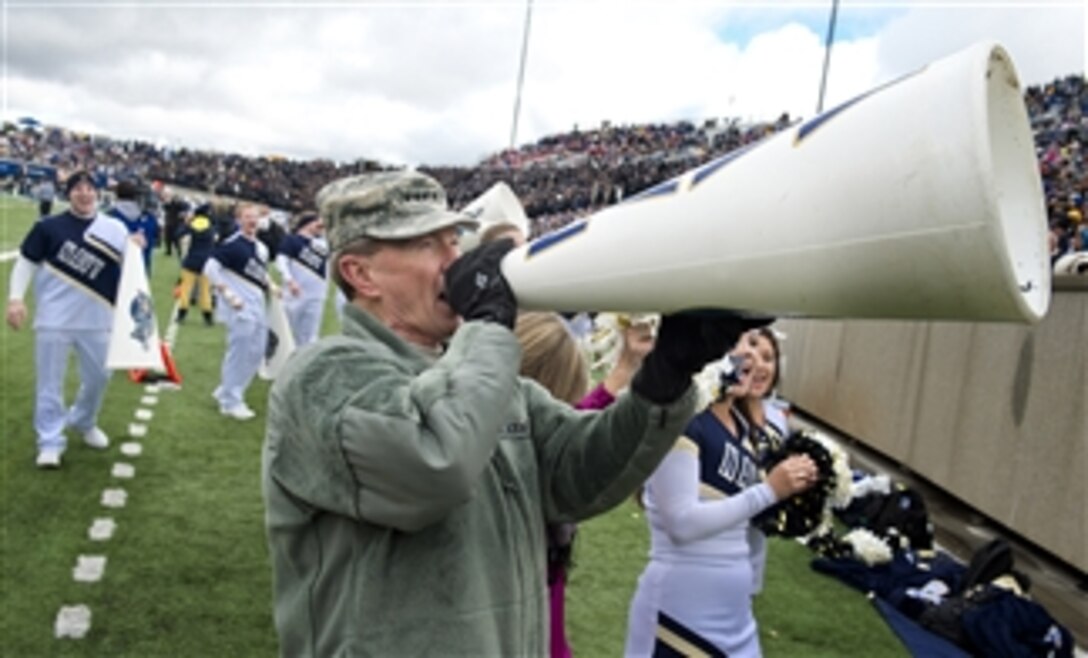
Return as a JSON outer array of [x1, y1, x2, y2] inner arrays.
[[1, 193, 45, 252], [1, 194, 907, 656]]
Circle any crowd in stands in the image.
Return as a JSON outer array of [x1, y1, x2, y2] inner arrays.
[[1025, 75, 1088, 263], [2, 128, 388, 214], [3, 74, 1086, 255]]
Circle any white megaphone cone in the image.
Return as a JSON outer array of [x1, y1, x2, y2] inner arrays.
[[107, 239, 165, 370], [459, 182, 530, 252], [501, 42, 1050, 324]]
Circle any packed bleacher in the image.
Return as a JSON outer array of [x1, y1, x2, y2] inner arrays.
[[3, 74, 1085, 256], [1024, 75, 1088, 268]]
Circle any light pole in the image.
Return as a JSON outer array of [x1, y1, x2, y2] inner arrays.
[[510, 0, 534, 150], [816, 0, 840, 114]]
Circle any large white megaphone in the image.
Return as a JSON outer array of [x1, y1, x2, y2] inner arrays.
[[501, 42, 1050, 323], [459, 182, 530, 252]]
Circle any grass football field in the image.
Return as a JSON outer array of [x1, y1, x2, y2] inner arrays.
[[0, 195, 906, 656]]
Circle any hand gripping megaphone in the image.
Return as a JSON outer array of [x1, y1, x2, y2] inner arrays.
[[500, 42, 1051, 323]]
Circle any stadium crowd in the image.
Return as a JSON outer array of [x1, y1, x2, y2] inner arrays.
[[1026, 75, 1088, 264], [2, 74, 1085, 256]]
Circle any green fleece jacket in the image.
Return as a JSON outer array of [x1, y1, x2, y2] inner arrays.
[[262, 304, 695, 657]]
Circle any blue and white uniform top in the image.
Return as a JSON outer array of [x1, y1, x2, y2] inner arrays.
[[19, 210, 128, 331], [642, 407, 778, 563], [275, 234, 328, 300], [747, 398, 790, 594], [205, 231, 269, 319]]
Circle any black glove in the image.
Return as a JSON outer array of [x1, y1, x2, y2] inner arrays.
[[443, 238, 518, 329], [631, 312, 772, 405]]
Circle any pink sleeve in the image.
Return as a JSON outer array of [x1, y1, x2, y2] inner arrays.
[[575, 383, 616, 410]]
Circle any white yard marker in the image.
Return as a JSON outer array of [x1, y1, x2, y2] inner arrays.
[[88, 518, 116, 542], [120, 442, 143, 457], [140, 395, 158, 406], [100, 488, 127, 508], [128, 423, 147, 437], [144, 383, 160, 394], [134, 408, 153, 421], [111, 463, 135, 479], [72, 555, 107, 583], [54, 605, 92, 639]]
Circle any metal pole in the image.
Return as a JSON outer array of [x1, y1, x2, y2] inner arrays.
[[816, 0, 840, 114], [510, 0, 534, 149]]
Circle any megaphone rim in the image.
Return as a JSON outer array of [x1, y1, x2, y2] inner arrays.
[[977, 42, 1051, 323]]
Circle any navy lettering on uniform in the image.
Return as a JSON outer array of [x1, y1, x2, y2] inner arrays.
[[685, 408, 760, 497], [21, 212, 121, 305], [280, 234, 327, 279], [213, 235, 268, 291], [57, 241, 106, 279]]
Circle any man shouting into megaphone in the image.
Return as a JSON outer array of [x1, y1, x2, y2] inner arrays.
[[261, 169, 768, 657]]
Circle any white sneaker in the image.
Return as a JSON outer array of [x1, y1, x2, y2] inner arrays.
[[82, 427, 110, 449], [220, 405, 256, 421], [36, 449, 62, 469]]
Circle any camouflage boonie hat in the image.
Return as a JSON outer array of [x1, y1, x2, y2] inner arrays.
[[317, 171, 478, 251]]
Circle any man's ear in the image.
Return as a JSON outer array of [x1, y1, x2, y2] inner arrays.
[[339, 254, 382, 300]]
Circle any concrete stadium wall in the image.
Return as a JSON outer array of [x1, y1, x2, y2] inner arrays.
[[777, 277, 1087, 573]]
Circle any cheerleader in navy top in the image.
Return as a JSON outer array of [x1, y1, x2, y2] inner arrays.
[[624, 353, 817, 658], [737, 327, 789, 598], [274, 213, 328, 346], [6, 171, 130, 468], [204, 203, 271, 421]]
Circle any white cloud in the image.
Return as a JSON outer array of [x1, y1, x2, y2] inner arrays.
[[3, 3, 1083, 166], [873, 4, 1084, 88]]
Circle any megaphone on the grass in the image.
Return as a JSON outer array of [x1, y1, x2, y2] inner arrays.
[[500, 42, 1050, 323]]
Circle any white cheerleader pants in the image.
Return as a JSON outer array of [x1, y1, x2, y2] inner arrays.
[[34, 329, 111, 452], [214, 313, 267, 410], [285, 296, 324, 347]]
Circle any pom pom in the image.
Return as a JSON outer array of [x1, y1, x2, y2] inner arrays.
[[752, 429, 851, 538], [843, 528, 894, 566]]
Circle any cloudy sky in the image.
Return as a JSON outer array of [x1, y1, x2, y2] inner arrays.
[[4, 1, 1084, 167]]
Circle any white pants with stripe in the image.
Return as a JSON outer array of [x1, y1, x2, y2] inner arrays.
[[214, 314, 267, 410], [34, 329, 111, 452]]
